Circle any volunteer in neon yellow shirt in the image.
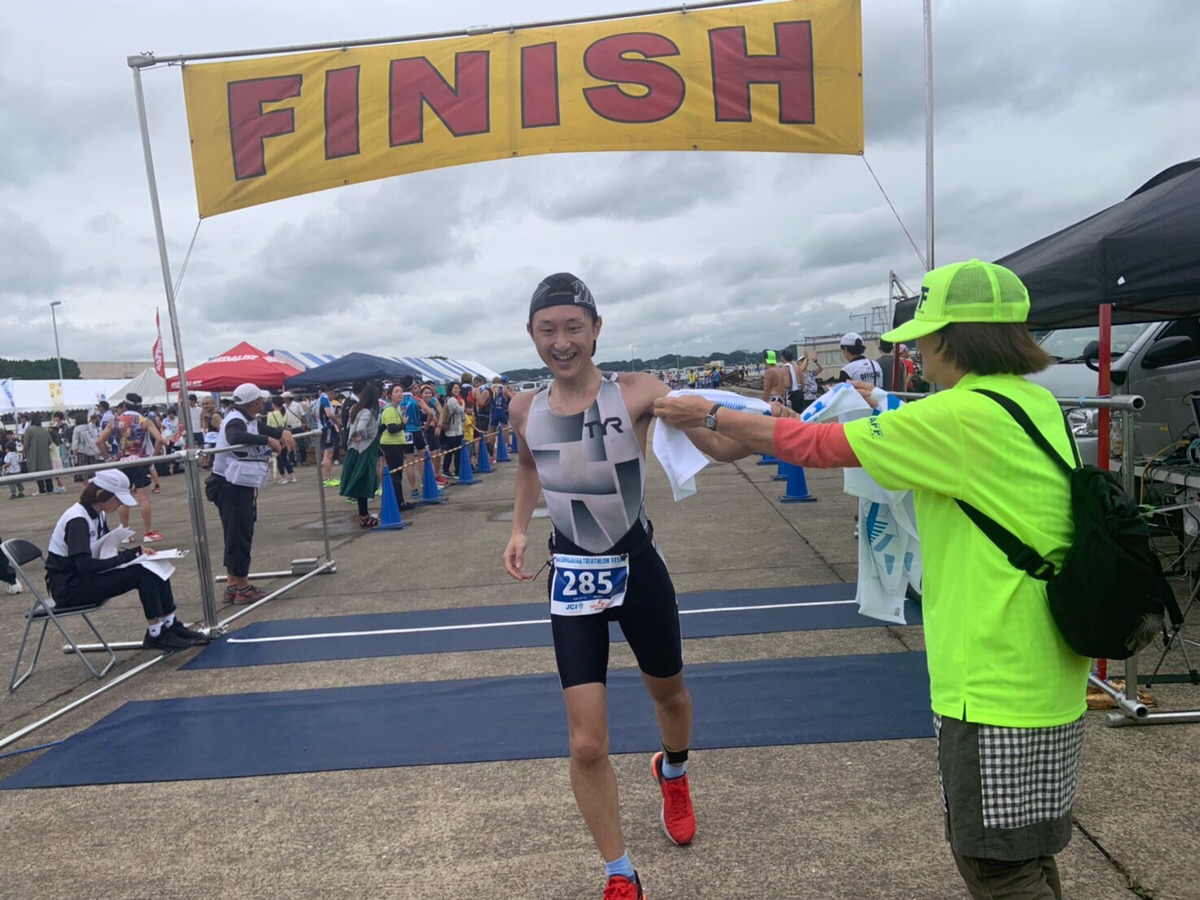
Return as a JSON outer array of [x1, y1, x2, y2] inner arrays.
[[654, 259, 1088, 900], [379, 386, 415, 511]]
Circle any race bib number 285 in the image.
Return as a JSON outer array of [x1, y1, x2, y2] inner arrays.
[[551, 553, 629, 616]]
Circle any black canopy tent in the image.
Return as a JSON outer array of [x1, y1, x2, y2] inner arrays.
[[893, 158, 1200, 330], [282, 352, 422, 391]]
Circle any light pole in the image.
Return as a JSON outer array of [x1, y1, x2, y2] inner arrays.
[[49, 301, 64, 384]]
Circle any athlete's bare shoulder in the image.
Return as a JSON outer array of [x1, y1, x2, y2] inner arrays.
[[616, 371, 669, 421], [508, 388, 535, 423]]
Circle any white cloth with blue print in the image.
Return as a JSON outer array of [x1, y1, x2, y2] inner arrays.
[[802, 383, 922, 624], [652, 389, 773, 501]]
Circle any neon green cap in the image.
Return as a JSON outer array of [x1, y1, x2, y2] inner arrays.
[[884, 259, 1031, 344]]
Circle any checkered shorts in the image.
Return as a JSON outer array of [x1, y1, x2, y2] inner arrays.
[[976, 718, 1084, 829], [935, 714, 1084, 859]]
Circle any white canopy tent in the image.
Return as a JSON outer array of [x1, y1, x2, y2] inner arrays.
[[0, 378, 128, 415], [109, 367, 178, 406]]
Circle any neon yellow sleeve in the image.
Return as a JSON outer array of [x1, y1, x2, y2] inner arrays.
[[842, 396, 967, 498]]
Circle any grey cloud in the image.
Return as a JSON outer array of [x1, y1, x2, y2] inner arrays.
[[86, 213, 120, 234], [0, 209, 66, 296], [863, 1, 1200, 146], [533, 153, 742, 222], [199, 172, 478, 324], [795, 209, 911, 270], [0, 73, 130, 188]]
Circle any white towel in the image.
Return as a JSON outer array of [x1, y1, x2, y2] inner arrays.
[[803, 384, 922, 624], [652, 389, 772, 501]]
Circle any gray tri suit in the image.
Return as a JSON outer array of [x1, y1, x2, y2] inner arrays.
[[525, 372, 681, 688], [525, 372, 648, 553]]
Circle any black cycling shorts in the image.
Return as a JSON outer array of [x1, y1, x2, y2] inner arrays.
[[126, 465, 152, 490], [401, 431, 426, 455], [548, 523, 682, 689]]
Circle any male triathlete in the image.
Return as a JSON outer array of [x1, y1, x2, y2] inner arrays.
[[490, 375, 512, 454], [98, 393, 165, 542], [503, 273, 749, 900], [761, 349, 786, 404]]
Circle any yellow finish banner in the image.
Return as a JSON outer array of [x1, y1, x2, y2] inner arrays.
[[182, 0, 863, 217]]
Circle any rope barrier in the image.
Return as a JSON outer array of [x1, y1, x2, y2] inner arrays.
[[378, 426, 510, 473]]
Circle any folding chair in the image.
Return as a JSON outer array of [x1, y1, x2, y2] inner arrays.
[[3, 538, 117, 691], [1146, 505, 1200, 687]]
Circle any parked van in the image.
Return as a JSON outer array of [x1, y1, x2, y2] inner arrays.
[[1027, 315, 1200, 464]]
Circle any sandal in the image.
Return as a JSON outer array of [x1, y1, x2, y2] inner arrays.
[[359, 514, 380, 528], [222, 585, 240, 604]]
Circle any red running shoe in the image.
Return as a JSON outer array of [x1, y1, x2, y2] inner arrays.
[[603, 873, 645, 900], [652, 751, 696, 845]]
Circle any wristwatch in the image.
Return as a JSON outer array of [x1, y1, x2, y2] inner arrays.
[[703, 403, 722, 431]]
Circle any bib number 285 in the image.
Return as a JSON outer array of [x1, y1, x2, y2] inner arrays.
[[559, 569, 614, 597], [551, 553, 629, 616]]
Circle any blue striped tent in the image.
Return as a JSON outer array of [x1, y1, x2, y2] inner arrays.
[[271, 351, 501, 383]]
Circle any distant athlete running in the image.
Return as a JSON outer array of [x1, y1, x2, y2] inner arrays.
[[504, 273, 749, 900]]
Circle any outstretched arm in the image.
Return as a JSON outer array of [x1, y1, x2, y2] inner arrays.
[[654, 395, 859, 469]]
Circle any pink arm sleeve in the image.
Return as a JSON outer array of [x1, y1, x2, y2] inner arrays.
[[772, 419, 860, 469]]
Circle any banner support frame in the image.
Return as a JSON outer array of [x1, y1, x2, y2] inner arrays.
[[126, 0, 764, 67], [129, 63, 220, 631]]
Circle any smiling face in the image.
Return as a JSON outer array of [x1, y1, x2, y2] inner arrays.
[[527, 305, 602, 381]]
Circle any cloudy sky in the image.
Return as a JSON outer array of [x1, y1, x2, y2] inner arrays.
[[3, 0, 1199, 374]]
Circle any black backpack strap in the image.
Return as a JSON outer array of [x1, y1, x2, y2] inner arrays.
[[971, 389, 1080, 473], [955, 497, 1056, 581], [952, 389, 1074, 582]]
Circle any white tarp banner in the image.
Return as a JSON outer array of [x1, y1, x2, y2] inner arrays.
[[0, 379, 129, 414]]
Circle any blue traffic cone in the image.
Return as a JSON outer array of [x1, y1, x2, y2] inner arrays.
[[477, 437, 494, 473], [421, 450, 446, 504], [757, 453, 779, 465], [495, 429, 511, 462], [374, 466, 410, 529], [772, 458, 788, 481], [457, 441, 478, 485], [779, 462, 817, 503], [510, 430, 519, 453]]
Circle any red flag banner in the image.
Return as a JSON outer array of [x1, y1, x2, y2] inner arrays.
[[152, 310, 167, 379]]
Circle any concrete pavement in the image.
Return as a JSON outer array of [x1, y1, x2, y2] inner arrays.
[[1, 441, 1197, 899]]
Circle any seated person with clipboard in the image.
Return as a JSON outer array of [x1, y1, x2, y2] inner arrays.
[[45, 469, 205, 651]]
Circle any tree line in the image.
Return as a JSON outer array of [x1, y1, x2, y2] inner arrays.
[[0, 358, 83, 379]]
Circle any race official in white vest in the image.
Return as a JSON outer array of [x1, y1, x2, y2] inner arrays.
[[207, 383, 295, 605], [45, 469, 206, 650]]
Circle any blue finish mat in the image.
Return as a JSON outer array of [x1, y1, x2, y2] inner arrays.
[[1, 652, 932, 788], [184, 583, 921, 670]]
